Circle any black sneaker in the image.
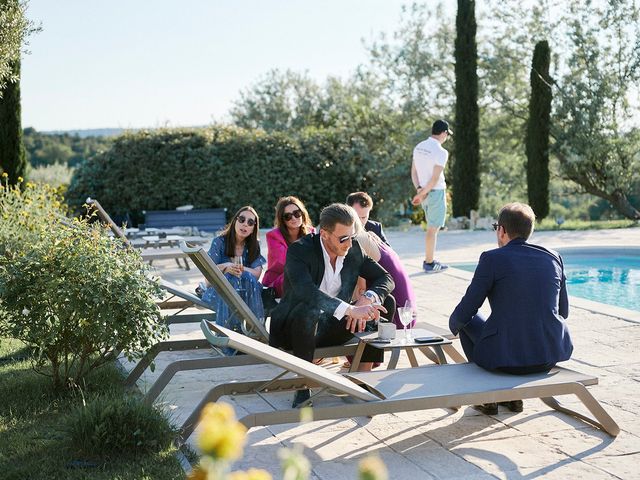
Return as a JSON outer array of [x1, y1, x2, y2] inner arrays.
[[499, 400, 523, 413], [473, 403, 498, 415], [292, 389, 312, 408]]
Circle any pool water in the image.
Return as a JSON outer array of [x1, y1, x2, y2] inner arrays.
[[453, 253, 640, 312]]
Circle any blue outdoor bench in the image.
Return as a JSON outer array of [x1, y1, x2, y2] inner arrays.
[[143, 208, 228, 234]]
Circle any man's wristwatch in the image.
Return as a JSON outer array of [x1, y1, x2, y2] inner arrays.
[[363, 291, 378, 304]]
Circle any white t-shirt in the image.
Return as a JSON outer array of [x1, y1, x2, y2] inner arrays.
[[413, 136, 448, 190]]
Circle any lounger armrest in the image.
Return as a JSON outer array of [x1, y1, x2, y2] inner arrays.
[[201, 320, 231, 348]]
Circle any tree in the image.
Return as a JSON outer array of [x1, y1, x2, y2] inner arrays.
[[0, 0, 38, 94], [229, 69, 323, 132], [452, 0, 480, 217], [365, 2, 455, 130], [525, 40, 552, 220], [0, 58, 27, 184], [552, 0, 640, 219]]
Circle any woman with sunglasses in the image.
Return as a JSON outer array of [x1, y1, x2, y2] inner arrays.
[[263, 196, 314, 297], [202, 206, 266, 332]]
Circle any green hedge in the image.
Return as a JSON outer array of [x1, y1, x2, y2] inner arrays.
[[66, 126, 401, 227]]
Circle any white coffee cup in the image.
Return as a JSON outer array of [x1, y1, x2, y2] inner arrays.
[[378, 322, 396, 340]]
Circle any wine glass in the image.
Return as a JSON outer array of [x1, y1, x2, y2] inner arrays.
[[399, 300, 414, 342], [231, 255, 243, 276]]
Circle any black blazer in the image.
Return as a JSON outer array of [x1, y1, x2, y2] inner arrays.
[[365, 220, 389, 245], [270, 233, 394, 337]]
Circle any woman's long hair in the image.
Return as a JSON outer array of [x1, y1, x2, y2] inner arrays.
[[219, 206, 261, 263], [273, 196, 312, 244]]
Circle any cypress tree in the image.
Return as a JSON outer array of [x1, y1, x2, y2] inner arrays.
[[0, 58, 27, 185], [453, 0, 480, 218], [525, 40, 552, 220]]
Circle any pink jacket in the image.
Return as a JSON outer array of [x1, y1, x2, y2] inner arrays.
[[263, 227, 314, 297]]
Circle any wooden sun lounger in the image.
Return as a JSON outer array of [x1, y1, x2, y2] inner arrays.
[[86, 197, 191, 269], [139, 242, 464, 404], [175, 320, 620, 444]]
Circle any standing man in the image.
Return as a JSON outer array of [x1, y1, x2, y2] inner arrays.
[[269, 203, 395, 407], [411, 119, 453, 273], [449, 202, 573, 414], [346, 191, 390, 245]]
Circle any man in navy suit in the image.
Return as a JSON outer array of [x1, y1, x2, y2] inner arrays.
[[449, 202, 573, 414], [270, 203, 395, 407], [346, 192, 390, 245]]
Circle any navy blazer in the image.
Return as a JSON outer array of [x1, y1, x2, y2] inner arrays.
[[365, 220, 389, 245], [270, 233, 394, 338], [449, 238, 573, 370]]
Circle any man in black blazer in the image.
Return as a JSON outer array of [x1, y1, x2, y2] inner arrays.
[[269, 203, 395, 407], [346, 192, 390, 245]]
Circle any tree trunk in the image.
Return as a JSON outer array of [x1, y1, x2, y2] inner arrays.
[[608, 191, 640, 220]]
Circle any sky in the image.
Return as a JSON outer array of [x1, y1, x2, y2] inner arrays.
[[21, 0, 417, 132]]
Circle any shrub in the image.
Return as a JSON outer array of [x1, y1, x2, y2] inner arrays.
[[65, 126, 399, 227], [0, 180, 167, 390], [29, 163, 76, 188], [0, 175, 66, 256], [67, 394, 177, 458]]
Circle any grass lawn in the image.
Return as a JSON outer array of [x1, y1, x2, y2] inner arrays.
[[536, 218, 639, 230], [0, 338, 185, 480]]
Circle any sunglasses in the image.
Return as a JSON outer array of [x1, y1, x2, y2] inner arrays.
[[283, 209, 303, 222], [237, 214, 256, 227], [492, 223, 500, 231], [332, 232, 357, 244]]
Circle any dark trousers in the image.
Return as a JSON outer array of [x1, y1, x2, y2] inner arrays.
[[459, 313, 554, 375], [271, 295, 395, 364]]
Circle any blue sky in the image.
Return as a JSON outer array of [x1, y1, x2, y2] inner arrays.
[[21, 0, 418, 131]]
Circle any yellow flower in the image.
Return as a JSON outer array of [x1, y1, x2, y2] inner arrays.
[[17, 176, 23, 182], [197, 402, 247, 461], [201, 401, 236, 423], [299, 406, 313, 424], [358, 456, 388, 480], [1, 172, 7, 178], [228, 468, 272, 480]]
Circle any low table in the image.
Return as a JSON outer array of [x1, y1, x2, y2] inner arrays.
[[142, 234, 184, 248], [349, 328, 453, 372]]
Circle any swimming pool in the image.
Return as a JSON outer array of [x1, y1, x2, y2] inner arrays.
[[452, 247, 640, 312]]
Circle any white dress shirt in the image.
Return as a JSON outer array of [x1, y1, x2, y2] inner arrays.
[[319, 237, 351, 319]]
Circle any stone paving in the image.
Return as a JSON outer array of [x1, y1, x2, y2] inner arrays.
[[125, 226, 640, 479]]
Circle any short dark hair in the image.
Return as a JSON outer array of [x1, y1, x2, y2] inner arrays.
[[345, 191, 373, 208], [497, 202, 535, 240], [319, 203, 355, 231], [432, 119, 453, 136]]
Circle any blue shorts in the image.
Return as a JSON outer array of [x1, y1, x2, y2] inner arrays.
[[421, 189, 446, 228]]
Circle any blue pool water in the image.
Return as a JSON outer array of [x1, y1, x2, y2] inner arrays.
[[453, 250, 640, 312]]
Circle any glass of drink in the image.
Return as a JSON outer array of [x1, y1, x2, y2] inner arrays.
[[399, 306, 413, 343], [232, 255, 243, 276]]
